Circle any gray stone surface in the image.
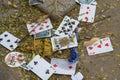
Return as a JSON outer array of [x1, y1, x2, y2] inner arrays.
[[36, 0, 77, 19]]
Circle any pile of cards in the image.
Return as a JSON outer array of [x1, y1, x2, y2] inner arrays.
[[27, 18, 53, 38], [76, 0, 97, 23], [51, 16, 79, 51], [86, 37, 114, 55], [26, 55, 79, 80], [0, 31, 20, 51]]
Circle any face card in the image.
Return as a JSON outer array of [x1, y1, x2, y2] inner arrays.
[[71, 72, 84, 80], [78, 4, 96, 23], [34, 29, 51, 39], [27, 18, 53, 35], [27, 55, 55, 80], [86, 37, 114, 55], [0, 31, 20, 51], [51, 33, 78, 51], [51, 58, 78, 75], [54, 16, 79, 36]]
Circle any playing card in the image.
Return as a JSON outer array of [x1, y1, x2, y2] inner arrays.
[[29, 0, 44, 5], [0, 31, 20, 51], [75, 0, 95, 5], [51, 58, 78, 75], [78, 4, 96, 23], [34, 29, 51, 39], [71, 72, 84, 80], [54, 16, 79, 36], [5, 52, 25, 67], [27, 55, 55, 80], [86, 37, 114, 55], [51, 33, 78, 51], [27, 18, 53, 35], [90, 0, 97, 5]]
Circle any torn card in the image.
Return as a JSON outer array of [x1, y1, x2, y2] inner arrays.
[[54, 16, 79, 36], [51, 58, 78, 75], [51, 33, 78, 51], [78, 4, 96, 23], [86, 37, 114, 55], [27, 55, 55, 80], [27, 18, 53, 35], [0, 31, 20, 51], [5, 52, 25, 67]]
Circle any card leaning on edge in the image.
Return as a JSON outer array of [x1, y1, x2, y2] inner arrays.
[[51, 58, 78, 75], [86, 37, 113, 55], [27, 55, 55, 80]]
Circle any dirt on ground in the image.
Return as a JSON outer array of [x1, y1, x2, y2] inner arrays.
[[0, 0, 120, 80]]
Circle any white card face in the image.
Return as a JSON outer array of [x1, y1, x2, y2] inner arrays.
[[71, 72, 84, 80], [27, 55, 55, 80], [51, 34, 78, 51], [78, 4, 96, 23], [54, 16, 79, 36], [27, 18, 53, 35], [51, 58, 78, 75], [86, 37, 114, 55], [0, 31, 20, 51]]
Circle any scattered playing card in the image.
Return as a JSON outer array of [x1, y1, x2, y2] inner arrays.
[[27, 18, 53, 35], [75, 0, 95, 5], [5, 52, 25, 67], [51, 33, 78, 51], [27, 55, 55, 80], [86, 37, 114, 55], [54, 16, 79, 36], [51, 58, 78, 75], [71, 72, 84, 80], [29, 0, 44, 5], [34, 29, 51, 39], [0, 31, 20, 51], [78, 4, 96, 23]]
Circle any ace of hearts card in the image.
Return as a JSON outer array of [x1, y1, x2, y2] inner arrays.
[[27, 55, 55, 80], [78, 4, 96, 23], [27, 18, 53, 35], [86, 37, 113, 55], [54, 16, 79, 36], [51, 34, 78, 51], [51, 58, 78, 75]]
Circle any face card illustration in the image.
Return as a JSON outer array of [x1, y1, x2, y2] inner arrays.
[[27, 55, 55, 80], [54, 16, 79, 36], [34, 29, 51, 39], [27, 18, 53, 35], [51, 58, 78, 75], [86, 37, 113, 55], [78, 4, 96, 23], [71, 72, 84, 80], [51, 34, 78, 51], [0, 31, 20, 51]]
